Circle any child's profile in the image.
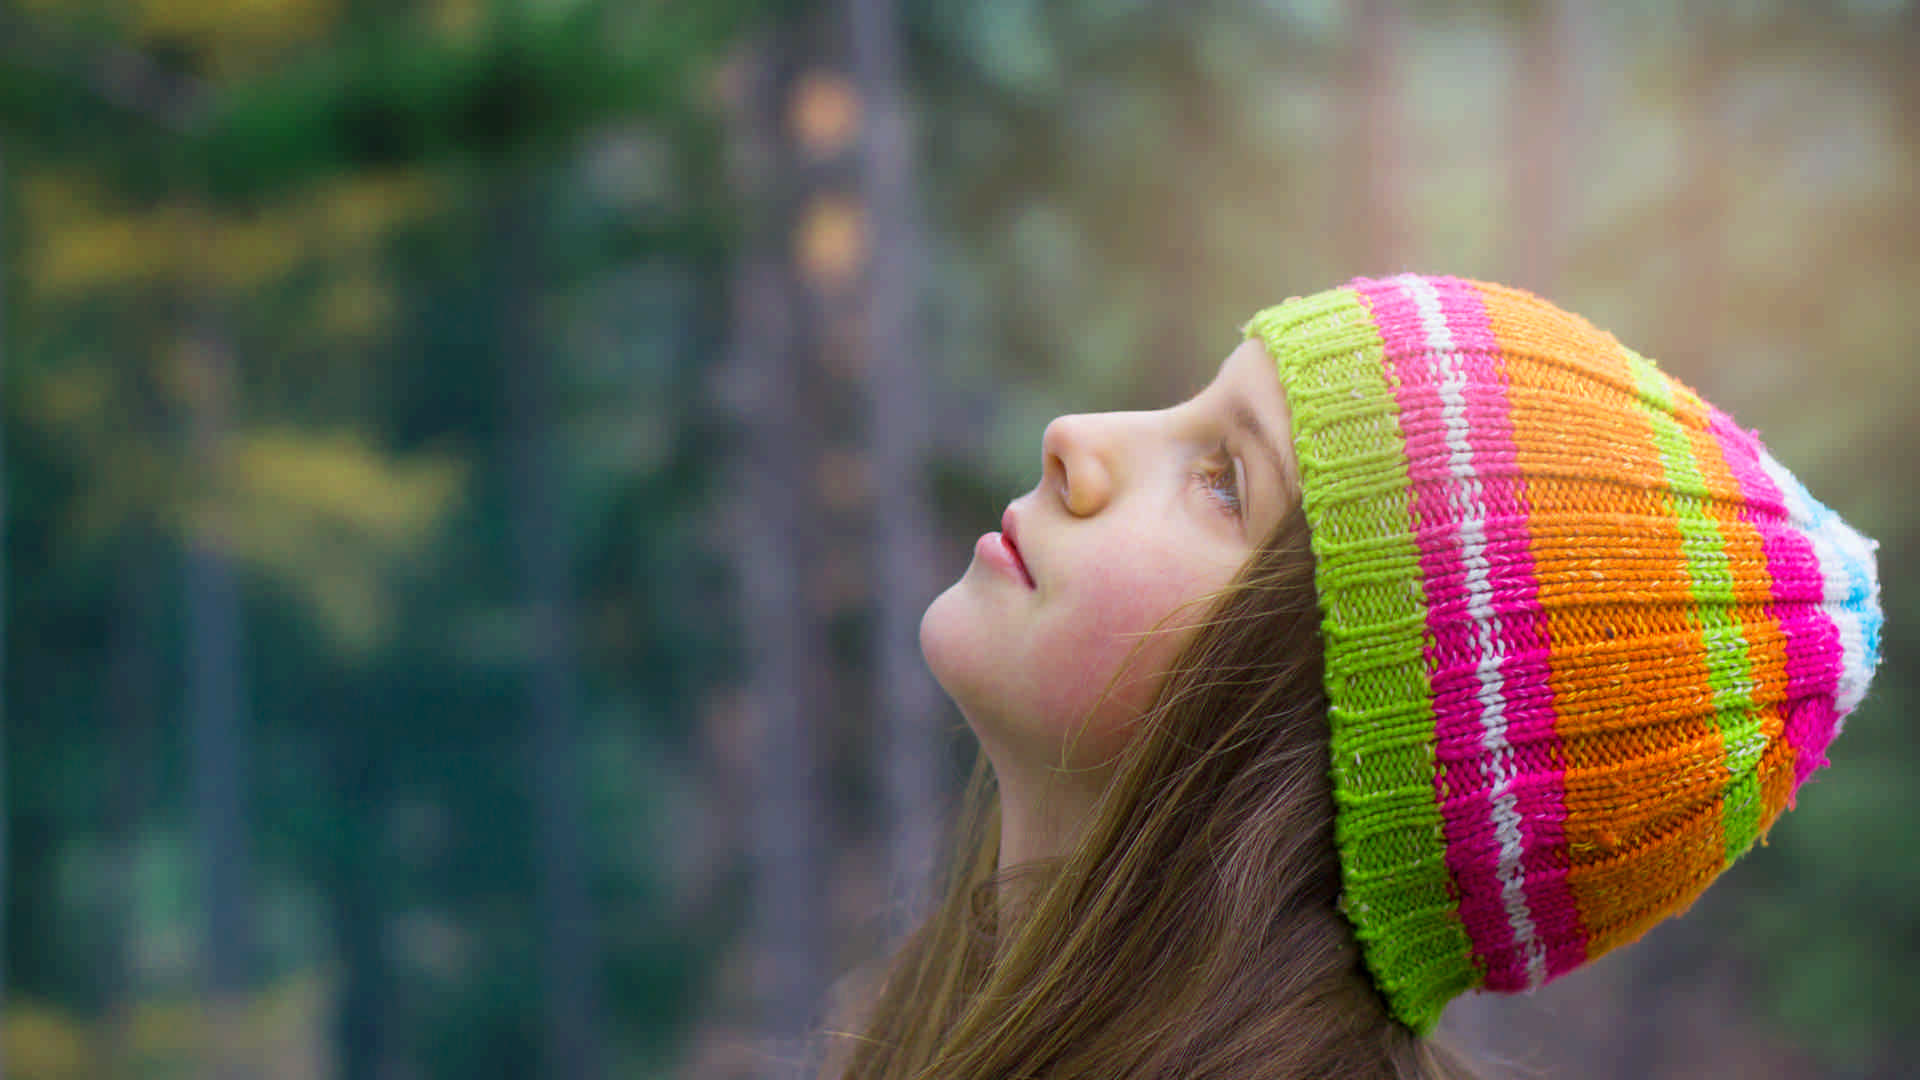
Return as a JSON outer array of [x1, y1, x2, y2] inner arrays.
[[823, 274, 1882, 1079]]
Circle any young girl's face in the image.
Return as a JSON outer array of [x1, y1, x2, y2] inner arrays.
[[921, 338, 1301, 771]]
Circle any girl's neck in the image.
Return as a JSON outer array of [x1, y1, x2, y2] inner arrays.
[[992, 757, 1110, 874]]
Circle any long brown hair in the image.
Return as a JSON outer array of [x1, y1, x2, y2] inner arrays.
[[829, 509, 1483, 1079]]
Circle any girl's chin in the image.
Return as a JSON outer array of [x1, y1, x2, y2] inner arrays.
[[918, 581, 973, 692], [919, 583, 1019, 722]]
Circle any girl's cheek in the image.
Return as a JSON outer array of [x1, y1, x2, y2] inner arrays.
[[1038, 583, 1200, 767]]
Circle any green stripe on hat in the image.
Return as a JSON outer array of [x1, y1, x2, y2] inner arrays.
[[1246, 289, 1476, 1033]]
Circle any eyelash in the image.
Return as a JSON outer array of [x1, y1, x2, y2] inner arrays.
[[1193, 446, 1244, 519]]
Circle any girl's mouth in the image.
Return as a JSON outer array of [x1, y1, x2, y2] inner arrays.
[[1001, 509, 1036, 588], [973, 531, 1032, 588]]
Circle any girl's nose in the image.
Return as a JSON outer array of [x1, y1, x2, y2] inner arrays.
[[1041, 413, 1116, 516]]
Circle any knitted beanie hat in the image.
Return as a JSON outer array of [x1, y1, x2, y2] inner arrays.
[[1242, 274, 1882, 1034]]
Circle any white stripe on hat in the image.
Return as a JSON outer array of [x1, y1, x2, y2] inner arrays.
[[1399, 274, 1548, 990]]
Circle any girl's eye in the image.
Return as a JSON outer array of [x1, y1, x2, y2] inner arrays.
[[1193, 449, 1243, 519]]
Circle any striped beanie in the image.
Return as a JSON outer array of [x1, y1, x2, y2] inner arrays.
[[1243, 275, 1882, 1034]]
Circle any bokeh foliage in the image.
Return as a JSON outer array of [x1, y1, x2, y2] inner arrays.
[[5, 0, 754, 1074]]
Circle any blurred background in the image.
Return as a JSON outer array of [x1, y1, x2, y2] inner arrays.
[[0, 0, 1915, 1077]]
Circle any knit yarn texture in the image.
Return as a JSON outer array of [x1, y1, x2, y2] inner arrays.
[[1243, 275, 1882, 1034]]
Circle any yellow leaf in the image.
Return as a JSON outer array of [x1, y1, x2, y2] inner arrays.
[[791, 69, 861, 158], [796, 195, 866, 289], [65, 449, 181, 545], [313, 170, 440, 253], [181, 428, 471, 650], [228, 428, 467, 550], [130, 0, 342, 75], [427, 0, 484, 41], [27, 365, 113, 430], [1, 1003, 93, 1078], [3, 974, 327, 1076], [317, 272, 394, 338], [34, 215, 172, 294], [19, 170, 106, 229], [211, 214, 307, 291], [126, 994, 206, 1057]]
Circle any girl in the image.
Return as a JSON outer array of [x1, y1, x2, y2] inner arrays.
[[824, 275, 1882, 1079]]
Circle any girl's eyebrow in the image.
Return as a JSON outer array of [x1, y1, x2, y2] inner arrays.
[[1229, 399, 1288, 482]]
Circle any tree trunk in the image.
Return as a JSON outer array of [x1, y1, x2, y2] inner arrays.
[[326, 724, 389, 1080], [1670, 10, 1731, 384], [1507, 0, 1577, 295], [181, 319, 256, 1080], [846, 0, 945, 939], [1145, 51, 1211, 407], [498, 177, 605, 1080], [102, 531, 161, 1078], [1339, 0, 1405, 274], [0, 139, 11, 1080], [723, 26, 833, 1059]]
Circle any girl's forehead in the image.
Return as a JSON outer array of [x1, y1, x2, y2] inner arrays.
[[1210, 338, 1288, 411]]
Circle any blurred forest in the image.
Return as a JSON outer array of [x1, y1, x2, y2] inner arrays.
[[0, 0, 1914, 1078]]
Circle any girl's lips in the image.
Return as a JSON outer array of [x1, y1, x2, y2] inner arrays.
[[977, 527, 1036, 589], [1001, 508, 1036, 588]]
